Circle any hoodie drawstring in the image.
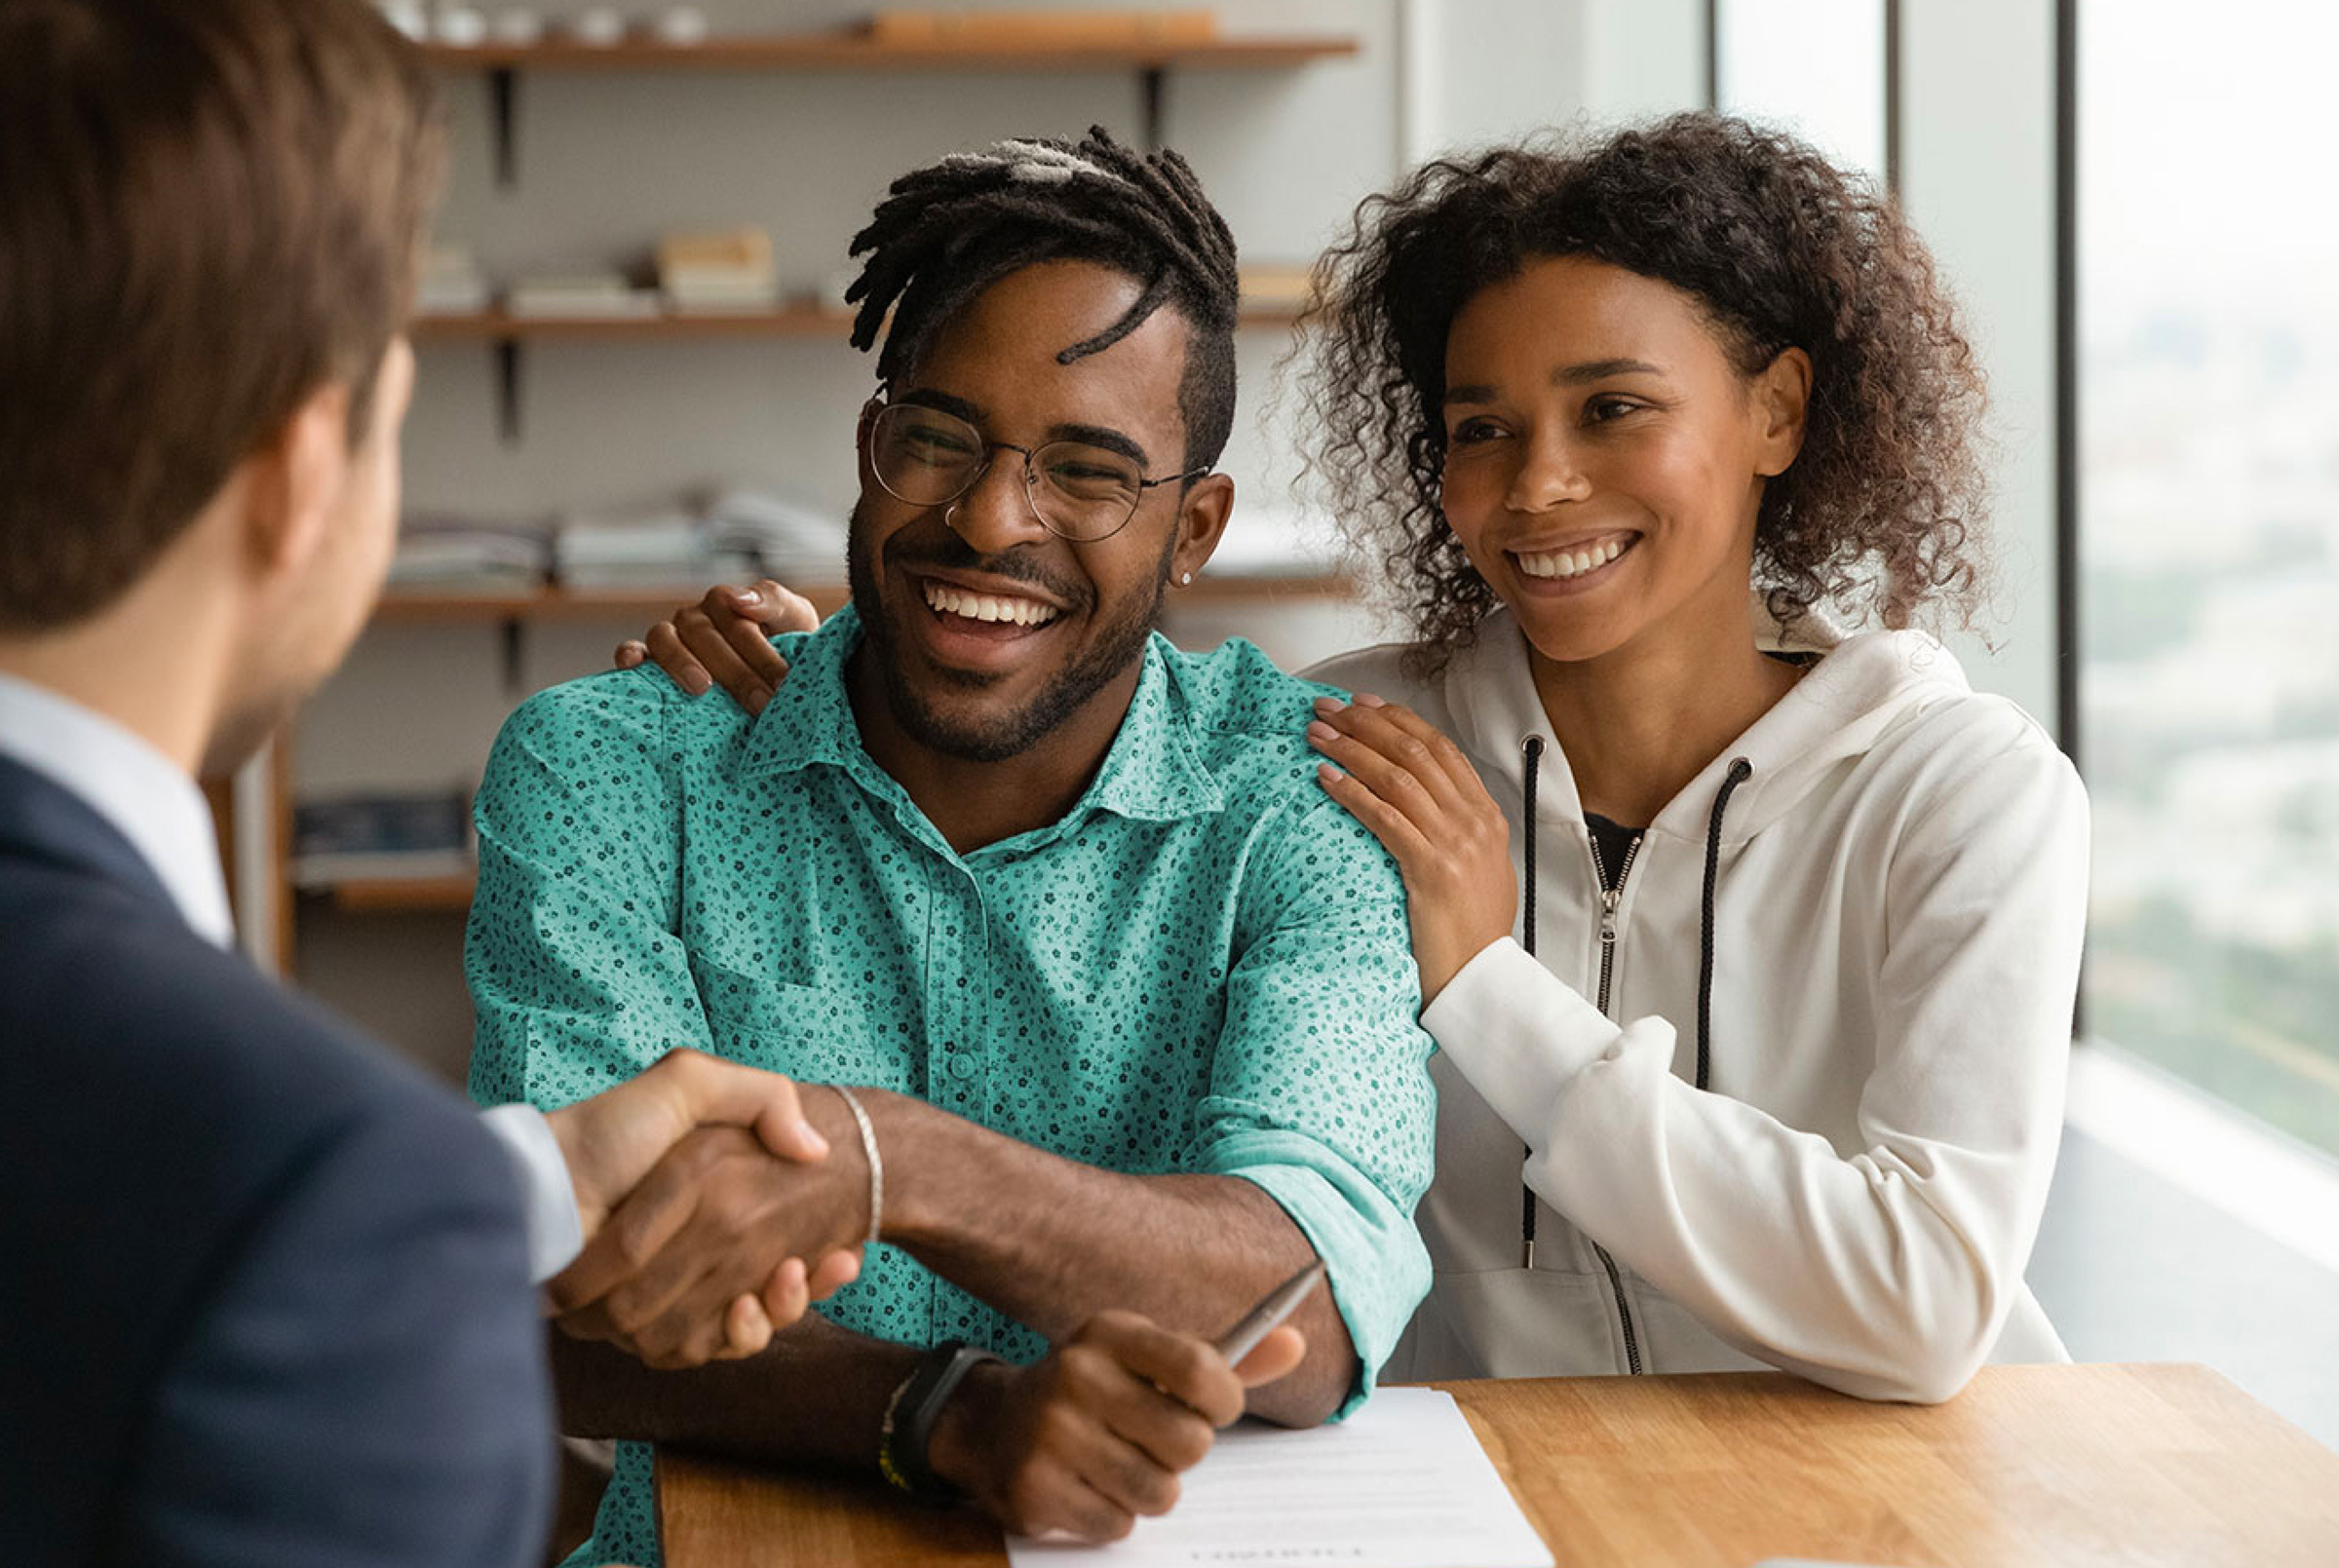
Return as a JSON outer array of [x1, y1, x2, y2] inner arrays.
[[1517, 738, 1545, 1265], [1696, 758, 1753, 1091]]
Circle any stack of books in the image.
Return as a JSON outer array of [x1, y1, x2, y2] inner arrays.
[[417, 244, 491, 316], [658, 227, 782, 314]]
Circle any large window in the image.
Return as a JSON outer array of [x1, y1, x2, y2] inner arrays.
[[1714, 0, 1889, 188], [2080, 0, 2339, 1157]]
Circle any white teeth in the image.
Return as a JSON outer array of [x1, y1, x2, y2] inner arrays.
[[921, 580, 1059, 627], [1515, 538, 1630, 580]]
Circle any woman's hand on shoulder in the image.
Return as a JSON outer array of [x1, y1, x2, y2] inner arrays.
[[613, 579, 820, 715], [1307, 694, 1516, 1005]]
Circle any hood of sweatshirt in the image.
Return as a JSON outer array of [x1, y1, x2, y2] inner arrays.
[[1438, 594, 1988, 850]]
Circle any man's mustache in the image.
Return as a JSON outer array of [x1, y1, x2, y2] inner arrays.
[[886, 530, 1092, 614]]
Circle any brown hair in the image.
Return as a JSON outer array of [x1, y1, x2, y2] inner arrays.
[[1292, 113, 1991, 669], [0, 0, 443, 631]]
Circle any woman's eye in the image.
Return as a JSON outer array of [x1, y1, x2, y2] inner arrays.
[[1585, 397, 1640, 424], [1448, 419, 1505, 446]]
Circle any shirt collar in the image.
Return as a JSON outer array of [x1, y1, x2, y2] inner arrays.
[[739, 603, 1223, 830], [0, 671, 236, 948]]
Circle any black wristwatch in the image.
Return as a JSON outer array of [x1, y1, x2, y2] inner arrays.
[[878, 1339, 1000, 1501]]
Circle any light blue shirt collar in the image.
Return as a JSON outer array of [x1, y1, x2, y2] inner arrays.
[[0, 671, 235, 948]]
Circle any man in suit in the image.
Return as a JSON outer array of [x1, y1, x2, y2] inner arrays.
[[0, 2, 850, 1562]]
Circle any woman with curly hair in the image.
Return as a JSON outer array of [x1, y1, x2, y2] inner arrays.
[[628, 113, 2087, 1402], [1291, 113, 2086, 1400]]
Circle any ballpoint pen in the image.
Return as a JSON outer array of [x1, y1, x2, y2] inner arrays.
[[1212, 1258, 1327, 1363]]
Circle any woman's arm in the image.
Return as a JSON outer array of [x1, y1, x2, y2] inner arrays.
[[1310, 696, 2089, 1403]]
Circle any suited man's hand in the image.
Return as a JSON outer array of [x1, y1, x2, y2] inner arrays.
[[547, 1113, 870, 1370], [541, 1051, 857, 1365]]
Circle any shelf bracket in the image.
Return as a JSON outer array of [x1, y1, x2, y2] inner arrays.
[[489, 65, 519, 188], [498, 616, 525, 693], [1139, 65, 1167, 150], [494, 337, 523, 445]]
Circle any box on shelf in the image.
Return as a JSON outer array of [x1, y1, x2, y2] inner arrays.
[[1238, 263, 1316, 313], [659, 226, 782, 314]]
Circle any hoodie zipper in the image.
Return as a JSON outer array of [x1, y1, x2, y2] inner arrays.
[[1582, 824, 1646, 1376]]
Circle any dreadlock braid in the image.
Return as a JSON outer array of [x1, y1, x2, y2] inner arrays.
[[844, 126, 1241, 472]]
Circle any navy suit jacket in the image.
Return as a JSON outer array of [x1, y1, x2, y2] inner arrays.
[[0, 753, 554, 1567]]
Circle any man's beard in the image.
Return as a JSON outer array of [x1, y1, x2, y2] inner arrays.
[[847, 503, 1169, 763]]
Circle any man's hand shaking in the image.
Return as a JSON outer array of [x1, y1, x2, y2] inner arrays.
[[539, 1050, 863, 1368]]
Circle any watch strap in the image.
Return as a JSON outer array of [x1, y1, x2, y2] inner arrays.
[[878, 1339, 999, 1500]]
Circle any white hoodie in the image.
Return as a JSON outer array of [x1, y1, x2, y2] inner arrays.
[[1306, 601, 2089, 1402]]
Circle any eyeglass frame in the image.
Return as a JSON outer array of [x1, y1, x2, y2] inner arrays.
[[860, 398, 1211, 544]]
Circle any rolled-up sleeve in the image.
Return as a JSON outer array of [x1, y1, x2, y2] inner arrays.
[[1190, 792, 1438, 1410]]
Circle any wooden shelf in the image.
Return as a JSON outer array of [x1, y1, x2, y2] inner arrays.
[[412, 304, 1303, 343], [311, 874, 478, 913], [416, 34, 1359, 73], [414, 308, 842, 342]]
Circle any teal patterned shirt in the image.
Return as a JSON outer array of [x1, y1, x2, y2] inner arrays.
[[465, 605, 1437, 1567]]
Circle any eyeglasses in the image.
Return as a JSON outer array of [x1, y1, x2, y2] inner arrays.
[[864, 401, 1208, 543]]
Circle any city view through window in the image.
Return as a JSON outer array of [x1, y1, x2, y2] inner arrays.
[[2080, 0, 2339, 1157]]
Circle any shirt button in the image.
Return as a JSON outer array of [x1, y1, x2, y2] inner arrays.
[[947, 1054, 978, 1082]]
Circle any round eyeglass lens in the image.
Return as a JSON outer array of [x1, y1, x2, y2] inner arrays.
[[871, 404, 985, 507], [1028, 442, 1143, 540]]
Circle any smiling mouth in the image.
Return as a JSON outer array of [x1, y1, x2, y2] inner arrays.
[[917, 576, 1063, 631], [1512, 534, 1636, 582]]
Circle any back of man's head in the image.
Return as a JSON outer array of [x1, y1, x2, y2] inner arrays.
[[844, 127, 1242, 476], [0, 0, 441, 634]]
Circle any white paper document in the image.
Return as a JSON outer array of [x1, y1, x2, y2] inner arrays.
[[1006, 1386, 1554, 1568]]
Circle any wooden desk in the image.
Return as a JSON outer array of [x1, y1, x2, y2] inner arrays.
[[656, 1363, 2339, 1567]]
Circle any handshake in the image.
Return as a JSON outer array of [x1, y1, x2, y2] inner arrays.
[[531, 1051, 1309, 1544], [535, 1048, 869, 1367]]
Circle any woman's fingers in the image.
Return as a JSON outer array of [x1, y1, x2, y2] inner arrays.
[[1315, 761, 1436, 868], [1307, 712, 1457, 834], [1357, 696, 1500, 805], [641, 619, 712, 696]]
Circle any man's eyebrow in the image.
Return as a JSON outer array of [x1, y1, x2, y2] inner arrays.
[[1048, 422, 1149, 469], [895, 388, 985, 423]]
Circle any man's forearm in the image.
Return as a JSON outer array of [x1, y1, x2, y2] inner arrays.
[[551, 1313, 916, 1471], [863, 1091, 1358, 1424]]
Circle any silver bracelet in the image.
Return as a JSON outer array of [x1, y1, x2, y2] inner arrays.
[[830, 1084, 883, 1248]]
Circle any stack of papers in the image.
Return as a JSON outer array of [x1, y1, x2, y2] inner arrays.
[[389, 517, 550, 595], [554, 507, 715, 593], [506, 269, 661, 320], [1009, 1388, 1553, 1568], [704, 487, 847, 584]]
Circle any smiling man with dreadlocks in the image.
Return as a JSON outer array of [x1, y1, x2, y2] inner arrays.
[[466, 128, 1435, 1559]]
